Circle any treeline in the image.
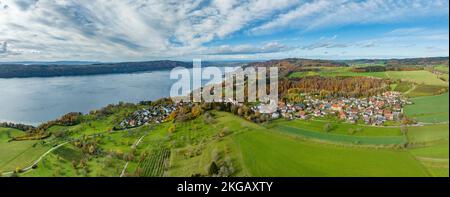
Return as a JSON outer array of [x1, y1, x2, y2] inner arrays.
[[0, 122, 35, 131], [352, 65, 427, 73], [385, 57, 448, 67], [279, 76, 388, 98], [171, 102, 270, 125], [352, 66, 386, 72], [345, 57, 449, 66], [246, 58, 348, 78], [0, 60, 192, 78]]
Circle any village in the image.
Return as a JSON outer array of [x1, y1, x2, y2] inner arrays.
[[118, 91, 410, 129], [117, 104, 177, 129], [253, 91, 411, 126]]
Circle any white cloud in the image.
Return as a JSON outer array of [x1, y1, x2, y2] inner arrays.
[[0, 0, 302, 60], [251, 0, 449, 34], [0, 0, 448, 61], [205, 41, 292, 55]]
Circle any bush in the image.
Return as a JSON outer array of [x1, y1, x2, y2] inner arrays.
[[218, 128, 231, 138], [168, 124, 176, 134], [323, 123, 333, 132], [208, 161, 219, 176], [203, 112, 216, 124]]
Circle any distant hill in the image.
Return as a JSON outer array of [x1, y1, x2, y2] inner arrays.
[[0, 60, 192, 78], [0, 61, 100, 66], [345, 57, 449, 66], [1, 57, 447, 78], [244, 57, 449, 78], [245, 58, 348, 78]]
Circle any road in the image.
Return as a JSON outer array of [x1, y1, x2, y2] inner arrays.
[[2, 142, 69, 176], [120, 133, 147, 177]]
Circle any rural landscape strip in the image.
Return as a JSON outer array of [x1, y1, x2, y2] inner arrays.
[[0, 58, 448, 177]]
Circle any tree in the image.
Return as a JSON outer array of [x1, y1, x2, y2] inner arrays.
[[168, 124, 176, 134], [191, 105, 202, 118], [208, 161, 219, 176], [165, 111, 177, 122], [323, 123, 333, 132]]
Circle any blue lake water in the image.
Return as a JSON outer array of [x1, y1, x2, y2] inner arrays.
[[0, 68, 229, 125]]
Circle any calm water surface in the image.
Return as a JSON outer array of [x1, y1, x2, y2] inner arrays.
[[0, 69, 225, 125]]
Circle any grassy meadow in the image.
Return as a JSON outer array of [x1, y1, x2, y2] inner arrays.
[[0, 127, 53, 173], [406, 123, 449, 177], [386, 70, 448, 86], [404, 93, 449, 123]]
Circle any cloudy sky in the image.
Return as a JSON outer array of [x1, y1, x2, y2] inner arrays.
[[0, 0, 448, 61]]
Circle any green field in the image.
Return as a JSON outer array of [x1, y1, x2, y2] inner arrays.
[[288, 71, 319, 78], [406, 123, 449, 177], [273, 125, 406, 145], [408, 142, 448, 177], [274, 119, 402, 136], [168, 112, 429, 176], [232, 123, 426, 176], [386, 70, 448, 86], [0, 127, 52, 172], [266, 119, 406, 145], [133, 112, 433, 177], [404, 93, 449, 123], [435, 65, 449, 73], [392, 81, 413, 93], [288, 67, 388, 79], [405, 84, 448, 97], [289, 69, 448, 89], [406, 124, 449, 144]]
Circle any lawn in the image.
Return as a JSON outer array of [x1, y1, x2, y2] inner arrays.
[[267, 119, 406, 145], [288, 67, 388, 79], [273, 125, 406, 145], [24, 143, 126, 177], [406, 124, 449, 144], [409, 140, 449, 177], [386, 70, 448, 86], [273, 119, 402, 136], [0, 127, 24, 141], [404, 84, 448, 98], [233, 126, 427, 176], [194, 112, 427, 176], [435, 65, 449, 73], [404, 93, 449, 123], [1, 127, 51, 172], [392, 81, 413, 93]]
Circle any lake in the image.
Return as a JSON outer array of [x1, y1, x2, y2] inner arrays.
[[0, 68, 229, 126]]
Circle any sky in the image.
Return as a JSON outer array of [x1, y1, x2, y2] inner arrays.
[[0, 0, 448, 62]]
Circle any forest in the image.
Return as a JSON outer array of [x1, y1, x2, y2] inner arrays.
[[279, 76, 388, 98]]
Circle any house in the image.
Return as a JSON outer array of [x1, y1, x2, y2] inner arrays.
[[314, 109, 322, 117], [297, 111, 307, 119], [331, 104, 341, 111], [339, 110, 346, 120], [384, 110, 393, 120], [271, 112, 280, 119]]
